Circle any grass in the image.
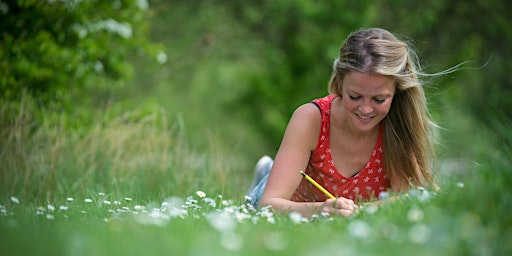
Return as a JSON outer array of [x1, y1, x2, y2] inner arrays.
[[1, 178, 510, 255], [1, 97, 511, 255], [0, 95, 250, 203]]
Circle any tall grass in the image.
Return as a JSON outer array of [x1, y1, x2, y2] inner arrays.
[[0, 95, 250, 204], [1, 95, 511, 255]]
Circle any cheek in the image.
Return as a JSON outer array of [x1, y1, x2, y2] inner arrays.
[[379, 101, 393, 115], [341, 97, 357, 109]]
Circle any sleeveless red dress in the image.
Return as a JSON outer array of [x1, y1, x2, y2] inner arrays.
[[291, 95, 390, 202]]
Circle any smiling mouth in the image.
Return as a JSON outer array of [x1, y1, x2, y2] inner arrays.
[[355, 113, 374, 121]]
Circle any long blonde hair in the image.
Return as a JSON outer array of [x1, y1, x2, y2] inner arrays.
[[328, 28, 436, 189]]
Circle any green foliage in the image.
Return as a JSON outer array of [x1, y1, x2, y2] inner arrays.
[[139, 0, 512, 156], [0, 95, 248, 202], [219, 1, 379, 143], [0, 1, 511, 254], [0, 0, 161, 103], [373, 0, 512, 151]]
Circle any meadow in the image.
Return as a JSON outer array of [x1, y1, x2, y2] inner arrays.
[[2, 1, 511, 255], [1, 96, 511, 256]]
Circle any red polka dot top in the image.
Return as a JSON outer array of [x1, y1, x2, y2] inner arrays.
[[291, 94, 390, 202]]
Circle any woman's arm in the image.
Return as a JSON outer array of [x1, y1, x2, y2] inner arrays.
[[259, 103, 358, 218]]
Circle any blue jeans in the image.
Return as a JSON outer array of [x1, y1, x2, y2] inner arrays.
[[247, 157, 273, 208]]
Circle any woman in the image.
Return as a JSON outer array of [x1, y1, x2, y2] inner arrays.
[[247, 28, 438, 218]]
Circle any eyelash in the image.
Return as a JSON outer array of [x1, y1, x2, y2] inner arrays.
[[349, 95, 386, 104]]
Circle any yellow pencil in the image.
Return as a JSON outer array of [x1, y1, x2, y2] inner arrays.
[[300, 170, 336, 200]]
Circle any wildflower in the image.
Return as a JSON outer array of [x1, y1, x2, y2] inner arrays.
[[203, 197, 216, 208], [167, 207, 188, 218], [184, 196, 199, 209], [260, 209, 273, 219], [457, 182, 465, 188], [10, 196, 19, 204], [47, 204, 55, 212], [124, 197, 132, 202], [321, 211, 331, 218], [207, 211, 235, 232], [0, 206, 7, 215], [196, 191, 206, 198], [408, 187, 428, 200], [98, 192, 106, 196], [407, 207, 424, 222], [103, 200, 111, 205], [46, 214, 55, 220], [289, 212, 303, 224], [348, 220, 371, 239], [84, 198, 93, 203], [234, 211, 252, 222], [251, 216, 260, 224], [162, 196, 184, 211], [59, 205, 68, 211], [137, 208, 170, 226], [36, 206, 45, 215], [67, 197, 74, 202], [363, 203, 379, 214], [114, 201, 121, 205], [378, 191, 390, 200], [259, 207, 275, 223]]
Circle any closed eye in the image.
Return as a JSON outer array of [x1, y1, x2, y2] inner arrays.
[[349, 95, 361, 100]]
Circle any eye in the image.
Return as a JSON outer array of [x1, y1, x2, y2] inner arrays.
[[349, 95, 361, 100], [374, 98, 386, 104]]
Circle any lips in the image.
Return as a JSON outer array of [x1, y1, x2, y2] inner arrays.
[[355, 112, 374, 121]]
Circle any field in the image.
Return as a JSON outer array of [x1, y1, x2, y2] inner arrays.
[[1, 101, 511, 256], [2, 1, 511, 255]]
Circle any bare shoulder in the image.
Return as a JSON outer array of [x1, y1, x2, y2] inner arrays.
[[291, 102, 321, 121], [282, 103, 322, 151]]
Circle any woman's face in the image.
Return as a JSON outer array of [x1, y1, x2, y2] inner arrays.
[[340, 72, 395, 132]]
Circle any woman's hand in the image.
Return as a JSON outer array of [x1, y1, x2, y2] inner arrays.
[[321, 197, 359, 217]]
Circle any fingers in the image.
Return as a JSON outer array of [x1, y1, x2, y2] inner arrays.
[[334, 198, 358, 212], [322, 197, 359, 217], [337, 208, 355, 218]]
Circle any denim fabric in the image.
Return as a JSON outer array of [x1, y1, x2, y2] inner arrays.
[[247, 156, 273, 208]]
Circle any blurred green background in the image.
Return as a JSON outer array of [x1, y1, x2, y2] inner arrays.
[[1, 0, 511, 200], [131, 0, 512, 159]]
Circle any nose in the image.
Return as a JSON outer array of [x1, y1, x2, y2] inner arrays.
[[359, 103, 373, 114]]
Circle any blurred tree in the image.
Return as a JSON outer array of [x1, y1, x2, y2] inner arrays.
[[0, 0, 162, 104]]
